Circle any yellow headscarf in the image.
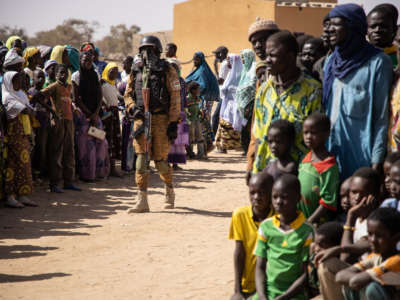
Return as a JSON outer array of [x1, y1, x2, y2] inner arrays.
[[50, 45, 66, 64], [23, 47, 39, 67], [102, 62, 118, 85], [6, 35, 21, 49]]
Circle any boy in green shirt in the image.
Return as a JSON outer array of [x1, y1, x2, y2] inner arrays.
[[254, 174, 313, 300], [229, 172, 274, 299], [298, 112, 339, 224]]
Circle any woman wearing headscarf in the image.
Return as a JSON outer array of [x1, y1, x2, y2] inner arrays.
[[186, 52, 219, 152], [323, 3, 393, 180], [5, 36, 22, 50], [2, 71, 37, 207], [23, 47, 40, 81], [3, 49, 25, 72], [50, 45, 71, 83], [101, 62, 122, 177], [65, 45, 80, 74], [37, 45, 52, 68], [235, 49, 257, 153], [72, 52, 110, 182], [215, 54, 243, 152]]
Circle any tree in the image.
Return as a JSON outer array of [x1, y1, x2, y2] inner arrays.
[[96, 24, 140, 57], [29, 19, 99, 48], [0, 25, 29, 44]]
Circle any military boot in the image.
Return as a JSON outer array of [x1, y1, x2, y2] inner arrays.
[[128, 190, 149, 213], [164, 185, 175, 209]]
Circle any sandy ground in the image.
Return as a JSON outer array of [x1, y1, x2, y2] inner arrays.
[[0, 151, 249, 300]]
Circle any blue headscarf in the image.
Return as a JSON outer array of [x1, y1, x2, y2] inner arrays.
[[185, 52, 219, 101], [66, 45, 80, 73], [322, 3, 381, 107]]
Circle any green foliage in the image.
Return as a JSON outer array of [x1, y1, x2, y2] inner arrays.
[[0, 26, 29, 44], [0, 19, 140, 58], [96, 24, 141, 56]]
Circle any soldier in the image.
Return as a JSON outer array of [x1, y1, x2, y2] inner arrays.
[[124, 36, 181, 213]]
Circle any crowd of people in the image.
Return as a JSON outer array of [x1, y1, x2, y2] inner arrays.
[[2, 1, 400, 300], [227, 3, 400, 300]]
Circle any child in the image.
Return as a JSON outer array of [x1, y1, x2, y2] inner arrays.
[[262, 119, 297, 180], [308, 222, 344, 299], [339, 168, 380, 264], [28, 69, 50, 181], [382, 152, 400, 201], [186, 81, 205, 159], [381, 159, 400, 211], [229, 172, 274, 300], [337, 177, 352, 224], [43, 59, 57, 88], [101, 62, 123, 177], [254, 174, 313, 300], [298, 112, 339, 224], [40, 64, 81, 193], [336, 207, 400, 300]]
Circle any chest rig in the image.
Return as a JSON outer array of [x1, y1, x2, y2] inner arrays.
[[133, 60, 170, 114]]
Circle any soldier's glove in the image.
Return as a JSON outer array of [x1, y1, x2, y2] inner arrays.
[[167, 122, 178, 141], [129, 106, 144, 120]]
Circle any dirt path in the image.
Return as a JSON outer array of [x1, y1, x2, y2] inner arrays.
[[0, 151, 249, 299]]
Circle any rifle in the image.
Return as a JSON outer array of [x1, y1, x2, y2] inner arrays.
[[141, 51, 152, 165]]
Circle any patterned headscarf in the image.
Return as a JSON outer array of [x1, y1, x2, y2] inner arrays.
[[236, 49, 257, 119]]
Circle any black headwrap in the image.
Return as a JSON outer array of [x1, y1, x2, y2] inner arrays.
[[78, 52, 101, 114]]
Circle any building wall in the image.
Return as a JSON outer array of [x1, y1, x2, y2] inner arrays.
[[173, 0, 276, 76], [275, 5, 331, 37], [173, 0, 335, 77]]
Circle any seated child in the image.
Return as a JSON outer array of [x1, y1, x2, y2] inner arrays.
[[308, 222, 344, 300], [298, 112, 339, 224], [229, 172, 274, 300], [40, 64, 81, 193], [382, 152, 400, 201], [336, 207, 400, 300], [254, 174, 313, 300], [262, 119, 297, 180], [337, 177, 352, 224], [186, 81, 205, 159]]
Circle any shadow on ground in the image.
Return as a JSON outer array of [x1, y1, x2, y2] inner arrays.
[[0, 152, 244, 284], [0, 272, 71, 283]]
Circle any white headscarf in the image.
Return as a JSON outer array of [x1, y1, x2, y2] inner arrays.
[[2, 71, 31, 119], [219, 54, 243, 124], [3, 49, 25, 69]]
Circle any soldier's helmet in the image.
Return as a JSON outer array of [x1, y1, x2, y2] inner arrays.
[[139, 36, 163, 53]]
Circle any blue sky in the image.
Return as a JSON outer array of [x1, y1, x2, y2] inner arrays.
[[1, 0, 399, 40]]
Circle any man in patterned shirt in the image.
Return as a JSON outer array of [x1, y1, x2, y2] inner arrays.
[[252, 31, 322, 173]]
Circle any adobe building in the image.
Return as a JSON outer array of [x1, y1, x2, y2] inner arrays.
[[173, 0, 337, 76]]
